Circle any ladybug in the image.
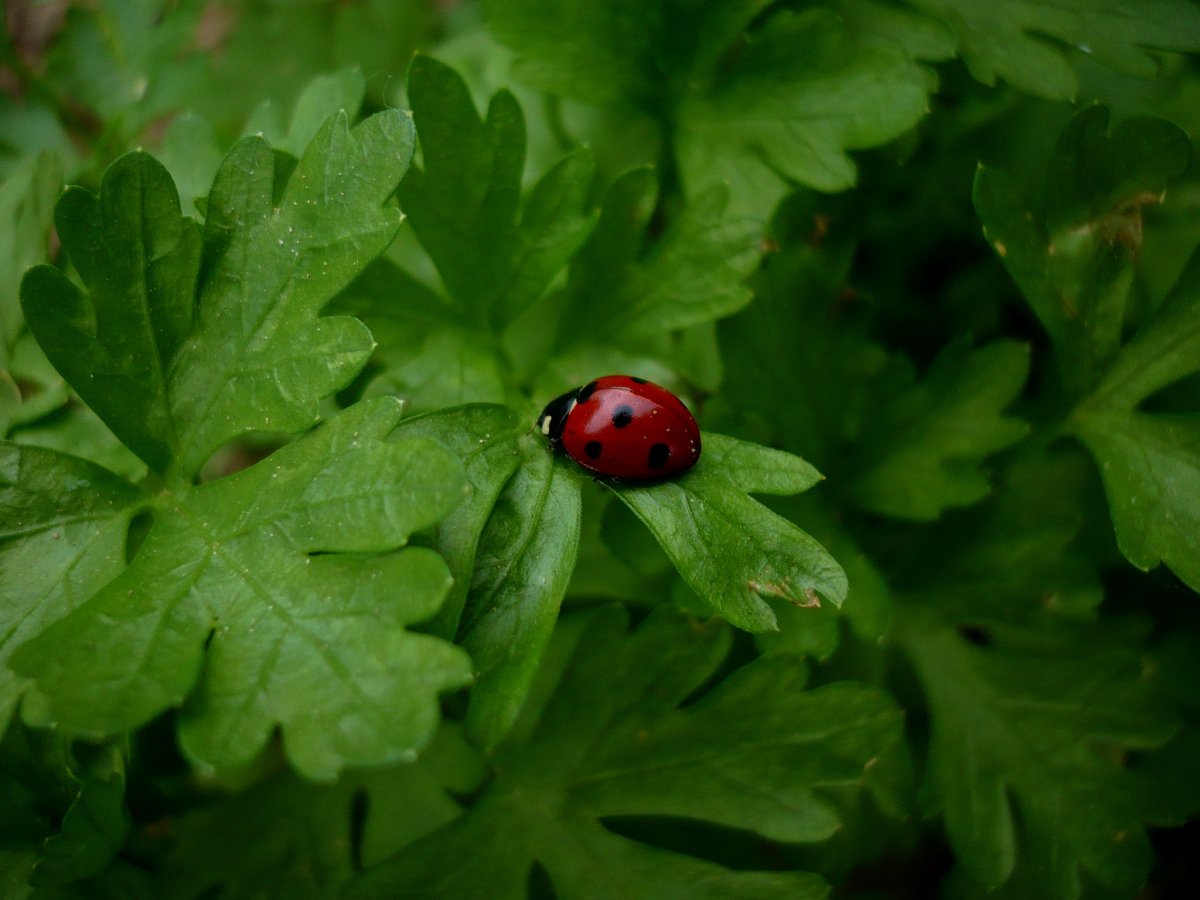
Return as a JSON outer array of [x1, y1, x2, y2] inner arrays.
[[537, 375, 702, 480]]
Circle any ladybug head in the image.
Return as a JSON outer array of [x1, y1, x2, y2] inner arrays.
[[536, 388, 578, 445]]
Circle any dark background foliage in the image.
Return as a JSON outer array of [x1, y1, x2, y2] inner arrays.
[[3, 1, 1200, 897]]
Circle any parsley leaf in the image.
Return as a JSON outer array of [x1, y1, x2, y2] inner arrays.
[[556, 168, 760, 344], [900, 608, 1177, 897], [848, 339, 1030, 520], [11, 400, 472, 780], [0, 444, 144, 730], [610, 434, 846, 632], [1073, 246, 1200, 591], [975, 106, 1190, 397], [347, 607, 901, 900], [401, 56, 596, 331], [903, 0, 1200, 100], [22, 107, 415, 478]]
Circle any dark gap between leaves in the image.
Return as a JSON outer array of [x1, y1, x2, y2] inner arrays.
[[600, 815, 792, 872], [527, 860, 558, 900]]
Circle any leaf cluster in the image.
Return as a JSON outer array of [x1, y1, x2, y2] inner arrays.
[[3, 1, 1200, 898]]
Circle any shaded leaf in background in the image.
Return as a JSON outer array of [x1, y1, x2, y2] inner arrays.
[[557, 168, 760, 345], [0, 150, 60, 369], [487, 1, 931, 217], [347, 607, 901, 900], [975, 106, 1190, 397], [610, 434, 845, 633], [11, 400, 471, 780], [401, 56, 596, 330], [977, 106, 1200, 590], [899, 607, 1177, 898], [1073, 245, 1200, 592], [848, 338, 1030, 521], [154, 726, 484, 900], [902, 0, 1200, 101]]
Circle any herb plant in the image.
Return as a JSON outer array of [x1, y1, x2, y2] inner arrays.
[[3, 1, 1200, 897]]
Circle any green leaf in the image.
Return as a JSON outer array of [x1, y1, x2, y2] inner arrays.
[[158, 112, 222, 218], [401, 56, 596, 329], [1023, 122, 1200, 591], [364, 328, 507, 414], [676, 9, 932, 213], [169, 108, 413, 477], [45, 0, 206, 134], [156, 726, 482, 899], [11, 400, 472, 780], [22, 107, 414, 478], [347, 607, 901, 900], [975, 106, 1191, 397], [389, 404, 526, 638], [903, 0, 1200, 100], [608, 434, 847, 632], [0, 151, 61, 367], [459, 435, 582, 751], [487, 3, 931, 216], [32, 743, 129, 886], [558, 170, 760, 344], [899, 608, 1178, 898], [245, 68, 367, 160], [21, 152, 202, 472], [1074, 412, 1200, 592], [848, 339, 1030, 521], [0, 444, 144, 730]]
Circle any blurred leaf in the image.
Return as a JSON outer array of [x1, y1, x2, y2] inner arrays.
[[245, 68, 366, 159], [676, 9, 931, 213], [401, 56, 596, 329], [975, 106, 1190, 396], [347, 607, 901, 900], [848, 339, 1030, 521], [0, 151, 61, 367], [903, 0, 1200, 100], [558, 169, 760, 344], [900, 607, 1177, 898]]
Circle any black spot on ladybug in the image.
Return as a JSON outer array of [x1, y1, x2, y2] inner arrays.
[[630, 376, 647, 384], [577, 381, 599, 403], [585, 441, 602, 459], [611, 405, 634, 428], [648, 443, 670, 468]]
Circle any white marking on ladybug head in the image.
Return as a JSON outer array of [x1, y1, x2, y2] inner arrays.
[[539, 415, 552, 435]]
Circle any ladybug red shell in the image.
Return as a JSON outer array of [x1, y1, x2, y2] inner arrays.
[[537, 375, 702, 480]]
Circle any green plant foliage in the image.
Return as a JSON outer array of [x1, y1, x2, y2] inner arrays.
[[346, 607, 901, 900], [4, 4, 1200, 898]]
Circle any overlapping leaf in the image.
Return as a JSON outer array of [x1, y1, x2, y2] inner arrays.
[[978, 107, 1200, 589], [556, 168, 760, 345], [486, 1, 931, 216], [1073, 246, 1200, 591], [400, 56, 596, 330], [975, 106, 1190, 397], [22, 106, 415, 477], [11, 400, 471, 780], [902, 0, 1200, 100], [0, 444, 144, 730], [848, 339, 1030, 520], [900, 607, 1177, 898], [609, 434, 846, 632], [347, 607, 902, 900]]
